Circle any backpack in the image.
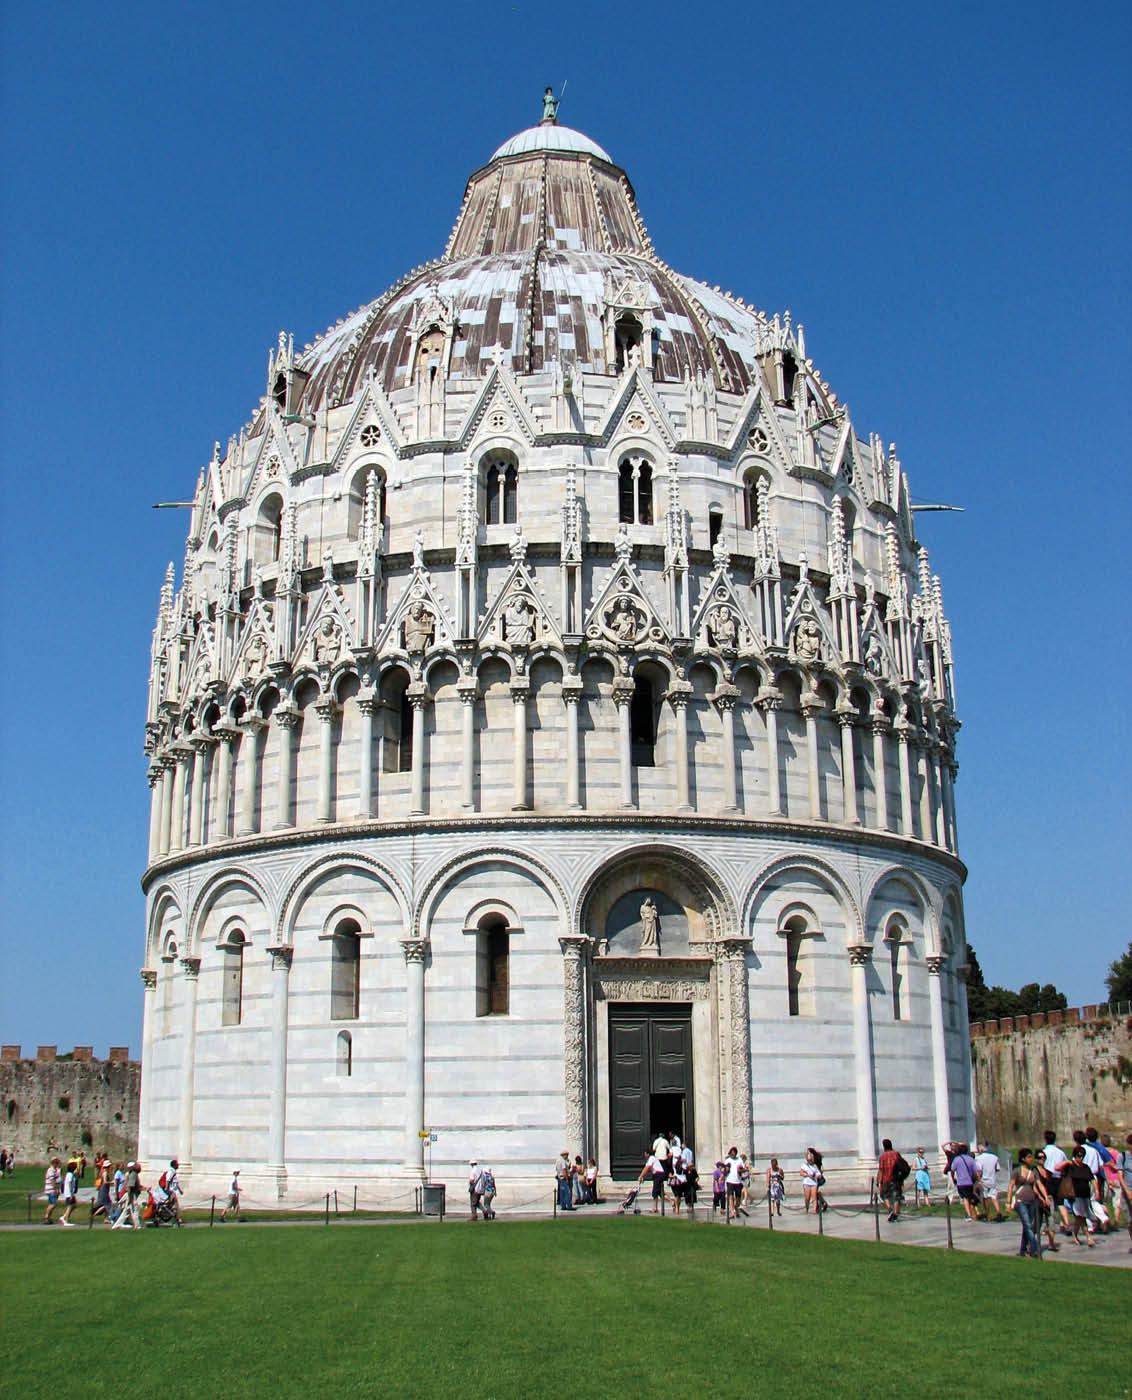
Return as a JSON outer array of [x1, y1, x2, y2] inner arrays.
[[158, 1170, 169, 1191], [892, 1155, 911, 1183], [481, 1170, 495, 1194]]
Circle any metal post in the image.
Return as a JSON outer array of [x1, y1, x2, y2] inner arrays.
[[353, 1185, 358, 1214], [661, 1190, 666, 1217], [818, 1196, 824, 1235], [325, 1193, 330, 1226], [945, 1193, 954, 1249], [768, 1192, 774, 1230], [27, 1194, 32, 1224], [334, 1189, 339, 1218], [210, 1196, 216, 1228], [553, 1187, 557, 1218], [873, 1178, 881, 1240]]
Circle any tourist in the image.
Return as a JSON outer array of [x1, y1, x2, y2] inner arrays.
[[767, 1158, 785, 1216], [912, 1148, 931, 1207], [975, 1143, 1002, 1221], [0, 1149, 7, 1177], [670, 1156, 688, 1214], [739, 1152, 753, 1213], [950, 1143, 980, 1222], [1064, 1145, 1096, 1248], [469, 1159, 484, 1219], [1006, 1148, 1048, 1258], [1041, 1130, 1071, 1232], [221, 1170, 241, 1221], [876, 1139, 908, 1222], [78, 1151, 87, 1181], [112, 1162, 143, 1229], [652, 1131, 671, 1178], [479, 1165, 497, 1220], [800, 1147, 823, 1214], [723, 1147, 747, 1220], [583, 1157, 598, 1204], [1032, 1150, 1061, 1251], [1118, 1135, 1132, 1250], [555, 1150, 575, 1211], [712, 1161, 727, 1214], [162, 1159, 184, 1222], [43, 1157, 62, 1225], [91, 1159, 114, 1225], [638, 1148, 666, 1213], [112, 1161, 126, 1212], [685, 1153, 699, 1206], [572, 1155, 586, 1205], [1072, 1131, 1106, 1234], [59, 1159, 79, 1227]]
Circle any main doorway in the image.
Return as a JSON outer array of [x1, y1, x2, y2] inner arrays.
[[608, 1003, 694, 1177]]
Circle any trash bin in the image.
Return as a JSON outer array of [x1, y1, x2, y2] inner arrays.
[[421, 1183, 446, 1217]]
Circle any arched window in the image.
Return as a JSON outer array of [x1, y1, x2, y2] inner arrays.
[[708, 507, 723, 548], [482, 453, 518, 525], [886, 921, 907, 1021], [630, 673, 658, 767], [347, 467, 387, 540], [336, 1030, 353, 1078], [272, 373, 287, 411], [398, 688, 414, 772], [330, 919, 361, 1021], [781, 913, 815, 1018], [779, 352, 797, 405], [476, 918, 510, 1016], [221, 931, 246, 1027], [380, 671, 413, 774], [415, 327, 446, 385], [743, 471, 767, 532], [618, 455, 653, 525], [254, 494, 284, 565], [614, 313, 643, 373]]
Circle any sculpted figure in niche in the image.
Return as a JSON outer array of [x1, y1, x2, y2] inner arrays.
[[243, 633, 268, 679], [504, 594, 537, 648], [865, 632, 884, 677], [793, 616, 822, 663], [707, 605, 739, 650], [609, 596, 644, 644], [638, 898, 660, 956], [403, 602, 435, 653], [313, 616, 342, 667]]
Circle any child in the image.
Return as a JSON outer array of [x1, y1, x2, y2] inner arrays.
[[712, 1161, 727, 1214], [913, 1148, 931, 1208], [767, 1158, 785, 1215]]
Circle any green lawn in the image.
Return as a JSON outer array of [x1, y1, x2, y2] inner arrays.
[[1, 1219, 1125, 1399]]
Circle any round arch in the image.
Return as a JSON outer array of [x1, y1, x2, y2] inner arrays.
[[277, 852, 412, 943], [862, 864, 942, 954], [741, 853, 865, 945], [573, 842, 738, 943], [187, 867, 273, 952], [415, 847, 569, 940]]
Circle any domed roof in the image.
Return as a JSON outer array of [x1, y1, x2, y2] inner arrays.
[[291, 106, 776, 415], [490, 123, 613, 163]]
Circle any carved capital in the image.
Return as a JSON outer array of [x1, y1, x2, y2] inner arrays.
[[274, 706, 301, 731], [239, 715, 267, 737], [406, 684, 431, 709], [835, 709, 857, 730], [561, 685, 582, 707], [356, 695, 382, 717], [314, 699, 338, 723], [712, 683, 740, 712], [140, 968, 158, 990], [926, 955, 946, 976], [509, 682, 531, 703], [179, 956, 202, 980], [559, 935, 590, 962], [189, 733, 217, 753], [213, 725, 241, 746], [267, 944, 294, 971], [611, 679, 635, 706], [870, 717, 892, 737], [847, 943, 872, 967], [400, 938, 430, 965]]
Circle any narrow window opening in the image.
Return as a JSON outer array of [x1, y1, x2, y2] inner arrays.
[[786, 930, 802, 1017], [485, 463, 501, 524], [222, 931, 246, 1027], [414, 327, 445, 385], [888, 934, 904, 1021], [630, 675, 657, 767], [336, 1030, 352, 1078], [614, 313, 643, 373], [331, 921, 361, 1021], [744, 474, 763, 532], [708, 508, 723, 547], [502, 464, 517, 524], [618, 460, 635, 523], [476, 919, 510, 1016], [272, 373, 287, 411], [637, 461, 652, 524], [780, 352, 797, 404], [482, 454, 518, 525], [398, 689, 414, 773]]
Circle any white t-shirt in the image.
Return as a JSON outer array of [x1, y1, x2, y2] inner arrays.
[[800, 1161, 821, 1188], [975, 1152, 999, 1191], [228, 1176, 239, 1197], [1081, 1143, 1102, 1175], [1042, 1143, 1067, 1178], [652, 1136, 670, 1159], [725, 1156, 745, 1186], [644, 1154, 663, 1177], [681, 1145, 694, 1167], [63, 1170, 77, 1201]]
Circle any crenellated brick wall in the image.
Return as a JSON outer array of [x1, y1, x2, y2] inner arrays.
[[0, 1047, 140, 1163]]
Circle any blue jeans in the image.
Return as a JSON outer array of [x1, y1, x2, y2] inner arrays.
[[1015, 1199, 1040, 1256], [557, 1178, 573, 1210]]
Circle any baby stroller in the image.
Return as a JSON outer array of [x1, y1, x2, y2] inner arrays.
[[144, 1190, 182, 1227], [616, 1186, 641, 1216]]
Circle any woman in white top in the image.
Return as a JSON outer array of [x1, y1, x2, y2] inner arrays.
[[800, 1147, 823, 1213]]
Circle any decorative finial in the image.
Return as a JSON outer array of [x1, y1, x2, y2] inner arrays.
[[541, 86, 559, 125]]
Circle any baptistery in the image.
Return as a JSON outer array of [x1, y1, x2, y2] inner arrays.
[[140, 97, 973, 1201]]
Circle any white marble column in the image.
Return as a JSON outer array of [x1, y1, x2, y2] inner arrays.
[[926, 955, 952, 1153], [871, 719, 890, 832], [917, 740, 934, 843], [719, 937, 754, 1153], [401, 938, 429, 1177], [560, 936, 590, 1153], [847, 944, 877, 1163], [274, 707, 299, 829], [896, 729, 915, 836], [147, 765, 163, 863], [213, 727, 238, 841], [563, 686, 582, 810], [932, 750, 948, 847], [177, 956, 201, 1167], [356, 696, 377, 819], [159, 758, 175, 856], [941, 760, 958, 852], [458, 687, 476, 811], [837, 713, 860, 825], [671, 691, 692, 811], [511, 681, 530, 811], [762, 696, 783, 815], [716, 689, 740, 813], [802, 699, 822, 821], [315, 699, 337, 823], [236, 717, 264, 836], [265, 944, 293, 1188], [408, 686, 428, 815], [169, 748, 190, 853], [614, 682, 634, 808], [188, 737, 212, 846], [137, 968, 157, 1165]]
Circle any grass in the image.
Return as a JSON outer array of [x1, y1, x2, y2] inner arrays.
[[1, 1218, 1126, 1399]]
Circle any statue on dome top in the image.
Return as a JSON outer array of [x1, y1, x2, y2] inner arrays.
[[541, 86, 559, 124]]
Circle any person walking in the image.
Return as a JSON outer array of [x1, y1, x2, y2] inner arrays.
[[58, 1160, 79, 1227], [712, 1161, 727, 1215], [555, 1151, 575, 1211], [723, 1147, 747, 1221], [974, 1143, 1002, 1221], [479, 1165, 497, 1220], [90, 1159, 114, 1225], [1006, 1149, 1048, 1258], [221, 1170, 242, 1221], [112, 1162, 143, 1230], [800, 1148, 823, 1214], [767, 1158, 785, 1216], [1032, 1150, 1061, 1251], [950, 1143, 980, 1222], [670, 1157, 688, 1214], [469, 1160, 484, 1220], [1040, 1131, 1070, 1233], [876, 1139, 909, 1222], [1064, 1145, 1096, 1248], [43, 1157, 62, 1225]]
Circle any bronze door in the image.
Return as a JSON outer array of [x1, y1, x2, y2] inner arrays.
[[608, 1003, 693, 1177]]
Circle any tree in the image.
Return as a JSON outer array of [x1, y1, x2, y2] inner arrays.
[[1105, 941, 1132, 1005], [963, 943, 1067, 1022]]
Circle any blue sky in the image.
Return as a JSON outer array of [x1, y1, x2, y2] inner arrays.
[[2, 1, 1129, 1054]]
